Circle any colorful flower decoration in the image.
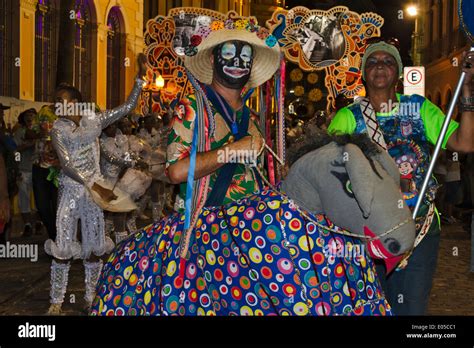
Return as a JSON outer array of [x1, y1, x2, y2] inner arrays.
[[185, 46, 198, 56], [265, 34, 277, 47], [183, 14, 278, 56], [257, 27, 270, 40], [309, 88, 323, 102], [235, 19, 248, 30], [307, 72, 319, 84], [247, 18, 258, 32], [290, 68, 303, 82], [197, 26, 211, 39], [294, 85, 305, 97], [224, 19, 235, 29], [211, 20, 224, 31], [190, 35, 202, 47]]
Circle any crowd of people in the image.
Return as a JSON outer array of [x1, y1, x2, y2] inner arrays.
[[0, 57, 177, 313], [0, 100, 174, 242]]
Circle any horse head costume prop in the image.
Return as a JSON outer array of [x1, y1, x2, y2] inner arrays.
[[283, 130, 416, 272]]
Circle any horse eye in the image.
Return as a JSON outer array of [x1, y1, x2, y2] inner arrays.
[[345, 180, 353, 194]]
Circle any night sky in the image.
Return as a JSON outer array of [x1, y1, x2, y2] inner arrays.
[[285, 0, 416, 65]]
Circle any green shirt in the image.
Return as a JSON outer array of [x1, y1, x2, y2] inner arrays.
[[328, 94, 459, 149]]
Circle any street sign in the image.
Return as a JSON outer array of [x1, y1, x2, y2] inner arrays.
[[403, 66, 425, 96]]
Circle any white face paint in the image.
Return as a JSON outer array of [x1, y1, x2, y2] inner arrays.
[[240, 45, 252, 67], [214, 40, 254, 89], [221, 42, 237, 61]]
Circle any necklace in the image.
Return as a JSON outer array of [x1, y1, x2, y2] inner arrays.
[[213, 91, 241, 135]]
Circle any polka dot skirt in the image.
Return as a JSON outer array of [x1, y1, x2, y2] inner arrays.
[[91, 189, 392, 316]]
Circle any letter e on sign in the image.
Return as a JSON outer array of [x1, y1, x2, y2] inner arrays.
[[403, 67, 425, 96]]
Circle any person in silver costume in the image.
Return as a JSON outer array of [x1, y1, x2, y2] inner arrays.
[[117, 117, 152, 234], [44, 54, 147, 315], [137, 114, 162, 220], [100, 122, 135, 244]]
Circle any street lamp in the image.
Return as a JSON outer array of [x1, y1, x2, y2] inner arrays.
[[407, 5, 418, 17], [147, 73, 165, 114], [407, 4, 421, 65]]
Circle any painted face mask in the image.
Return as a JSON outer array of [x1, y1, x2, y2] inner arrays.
[[213, 40, 254, 89]]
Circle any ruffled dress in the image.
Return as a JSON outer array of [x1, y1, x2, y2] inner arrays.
[[91, 189, 392, 316]]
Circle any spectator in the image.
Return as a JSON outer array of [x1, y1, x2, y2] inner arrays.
[[31, 105, 59, 240], [0, 129, 19, 244], [0, 151, 10, 244], [14, 109, 40, 236], [442, 151, 462, 224]]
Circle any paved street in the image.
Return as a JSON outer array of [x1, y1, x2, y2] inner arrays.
[[0, 214, 473, 316], [427, 214, 474, 315]]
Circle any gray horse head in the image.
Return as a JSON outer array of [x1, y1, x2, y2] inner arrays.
[[282, 131, 416, 270]]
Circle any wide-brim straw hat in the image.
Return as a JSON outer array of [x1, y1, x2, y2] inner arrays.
[[184, 29, 281, 89]]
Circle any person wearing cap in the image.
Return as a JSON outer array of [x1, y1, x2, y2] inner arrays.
[[328, 41, 474, 315]]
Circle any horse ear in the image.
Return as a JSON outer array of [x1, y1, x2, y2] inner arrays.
[[343, 143, 375, 218], [372, 150, 401, 187]]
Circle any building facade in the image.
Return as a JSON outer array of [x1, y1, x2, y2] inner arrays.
[[0, 0, 144, 126], [420, 0, 468, 114], [0, 0, 283, 127]]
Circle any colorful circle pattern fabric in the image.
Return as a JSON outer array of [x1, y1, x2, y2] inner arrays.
[[91, 189, 392, 316]]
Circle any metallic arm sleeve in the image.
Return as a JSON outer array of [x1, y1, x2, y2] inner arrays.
[[100, 141, 133, 168], [51, 126, 89, 186], [98, 77, 145, 130]]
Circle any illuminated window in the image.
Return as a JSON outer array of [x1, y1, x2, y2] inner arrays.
[[35, 0, 59, 102], [106, 7, 125, 108], [74, 0, 93, 102]]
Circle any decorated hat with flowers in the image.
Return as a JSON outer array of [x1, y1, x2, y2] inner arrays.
[[169, 8, 281, 89]]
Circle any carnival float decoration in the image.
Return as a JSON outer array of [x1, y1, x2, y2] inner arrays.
[[267, 6, 384, 111]]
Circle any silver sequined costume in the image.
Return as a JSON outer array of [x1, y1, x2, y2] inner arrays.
[[100, 131, 136, 244], [100, 131, 133, 184], [44, 77, 144, 261], [138, 127, 160, 149]]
